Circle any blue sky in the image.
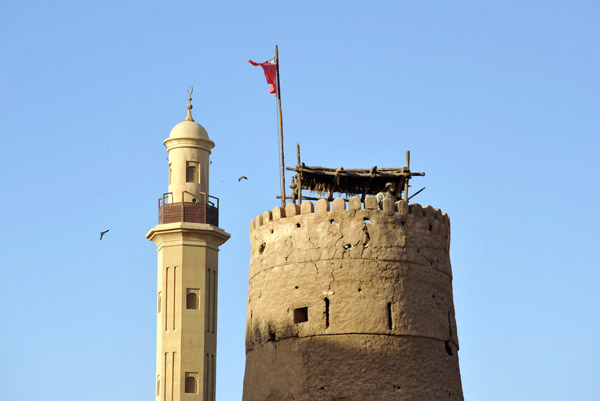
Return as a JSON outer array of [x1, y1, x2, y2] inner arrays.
[[1, 1, 599, 400]]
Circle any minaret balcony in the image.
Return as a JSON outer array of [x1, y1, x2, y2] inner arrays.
[[158, 192, 219, 226]]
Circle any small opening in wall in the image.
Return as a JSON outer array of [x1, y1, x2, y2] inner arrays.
[[432, 294, 436, 298], [324, 298, 330, 328], [320, 387, 325, 390], [267, 326, 276, 342], [358, 288, 362, 292], [429, 224, 433, 231], [294, 307, 308, 324], [343, 244, 351, 250], [258, 243, 266, 254], [270, 229, 274, 234], [445, 340, 454, 356], [363, 217, 370, 223], [400, 221, 405, 226], [387, 302, 393, 330], [294, 286, 299, 289], [296, 223, 301, 228], [330, 219, 335, 224]]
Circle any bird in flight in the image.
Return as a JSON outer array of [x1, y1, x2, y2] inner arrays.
[[100, 230, 110, 240], [238, 176, 248, 181]]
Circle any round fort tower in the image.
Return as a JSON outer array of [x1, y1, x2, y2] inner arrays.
[[243, 196, 463, 400]]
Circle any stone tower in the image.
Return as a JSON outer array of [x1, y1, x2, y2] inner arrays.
[[147, 92, 230, 401], [243, 197, 463, 400]]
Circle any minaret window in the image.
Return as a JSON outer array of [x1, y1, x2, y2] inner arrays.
[[185, 375, 198, 393], [186, 161, 200, 183], [186, 288, 200, 309], [187, 293, 199, 309]]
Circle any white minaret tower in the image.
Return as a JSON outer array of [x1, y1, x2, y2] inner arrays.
[[147, 88, 230, 401]]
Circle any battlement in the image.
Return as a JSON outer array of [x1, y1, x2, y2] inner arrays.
[[250, 197, 450, 232]]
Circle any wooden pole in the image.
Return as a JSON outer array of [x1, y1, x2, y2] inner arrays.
[[276, 45, 286, 207], [296, 143, 302, 204], [404, 150, 410, 202]]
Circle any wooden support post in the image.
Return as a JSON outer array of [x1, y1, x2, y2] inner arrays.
[[404, 151, 410, 202], [296, 143, 302, 204]]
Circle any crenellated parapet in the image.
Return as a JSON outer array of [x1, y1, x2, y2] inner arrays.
[[250, 197, 450, 232], [249, 198, 452, 279]]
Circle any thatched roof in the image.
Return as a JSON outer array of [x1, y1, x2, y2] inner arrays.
[[286, 165, 425, 197]]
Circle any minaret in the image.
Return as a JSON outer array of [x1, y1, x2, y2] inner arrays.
[[147, 88, 230, 401]]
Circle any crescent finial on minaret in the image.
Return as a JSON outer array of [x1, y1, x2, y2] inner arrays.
[[185, 85, 195, 122]]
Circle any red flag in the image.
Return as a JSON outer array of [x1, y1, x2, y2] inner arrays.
[[249, 58, 277, 95]]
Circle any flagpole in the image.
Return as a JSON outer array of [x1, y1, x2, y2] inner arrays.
[[276, 44, 286, 207]]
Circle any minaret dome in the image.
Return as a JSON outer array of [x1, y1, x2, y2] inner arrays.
[[164, 87, 214, 203]]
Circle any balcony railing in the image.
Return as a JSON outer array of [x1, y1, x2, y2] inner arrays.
[[158, 192, 219, 227]]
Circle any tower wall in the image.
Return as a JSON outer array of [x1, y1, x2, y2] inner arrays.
[[243, 197, 463, 400]]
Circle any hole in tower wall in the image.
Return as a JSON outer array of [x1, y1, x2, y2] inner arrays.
[[401, 221, 405, 226], [343, 244, 351, 250], [429, 224, 433, 231], [387, 302, 393, 330], [330, 219, 335, 224], [445, 340, 454, 356], [258, 243, 266, 254], [267, 327, 276, 342], [294, 307, 308, 324], [296, 223, 301, 228], [363, 217, 370, 223], [324, 298, 330, 328]]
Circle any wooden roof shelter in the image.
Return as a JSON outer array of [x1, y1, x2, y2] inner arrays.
[[284, 144, 425, 203]]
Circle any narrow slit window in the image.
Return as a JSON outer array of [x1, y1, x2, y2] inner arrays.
[[324, 298, 330, 328], [387, 302, 393, 330], [294, 307, 308, 324]]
